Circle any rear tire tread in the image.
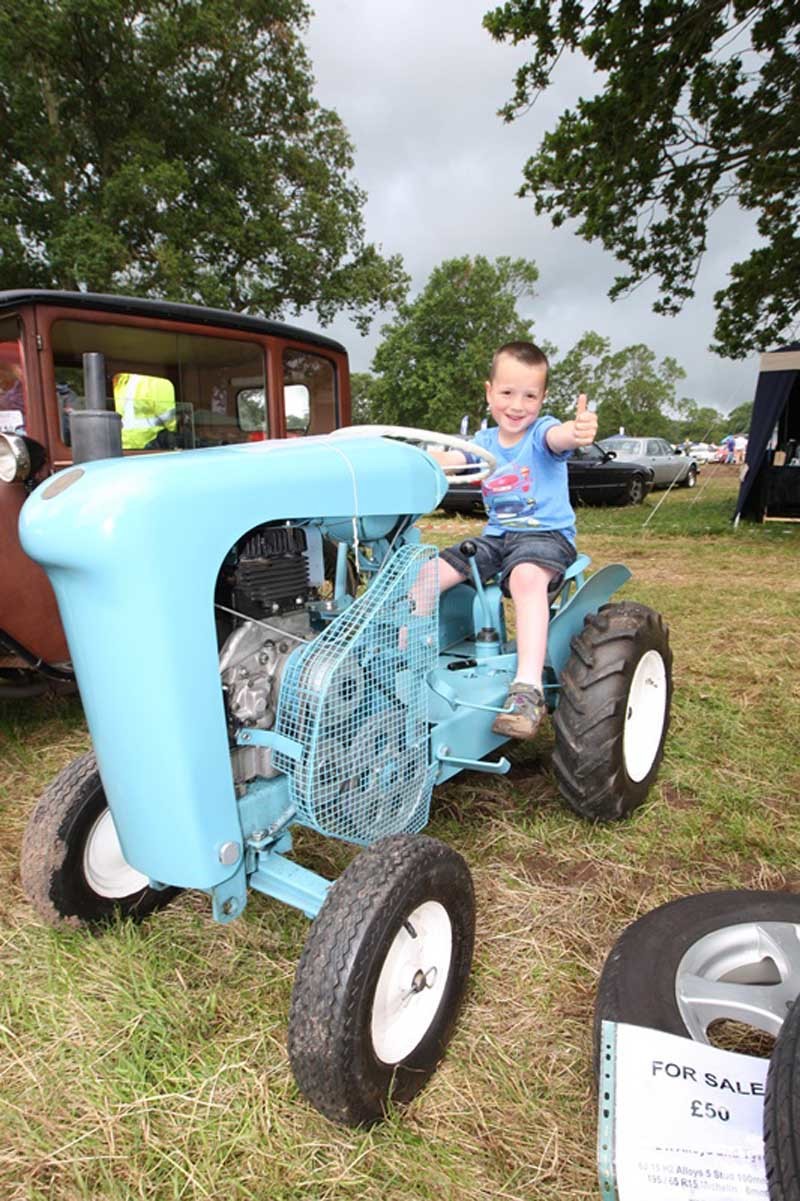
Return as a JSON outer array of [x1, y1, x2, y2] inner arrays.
[[553, 602, 672, 821]]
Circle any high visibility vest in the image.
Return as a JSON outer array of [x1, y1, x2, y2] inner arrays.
[[113, 373, 177, 450]]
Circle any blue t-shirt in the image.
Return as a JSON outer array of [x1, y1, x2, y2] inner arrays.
[[473, 418, 576, 543]]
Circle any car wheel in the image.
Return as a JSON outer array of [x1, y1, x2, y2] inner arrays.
[[764, 992, 800, 1201], [594, 891, 800, 1070], [552, 601, 672, 821], [288, 833, 475, 1126], [21, 751, 180, 928], [625, 475, 645, 505], [682, 464, 698, 488]]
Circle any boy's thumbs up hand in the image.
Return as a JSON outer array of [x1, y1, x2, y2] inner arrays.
[[572, 393, 597, 446]]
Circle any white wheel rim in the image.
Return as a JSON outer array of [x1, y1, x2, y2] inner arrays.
[[83, 808, 148, 899], [371, 900, 453, 1064], [676, 921, 800, 1042], [622, 650, 668, 783]]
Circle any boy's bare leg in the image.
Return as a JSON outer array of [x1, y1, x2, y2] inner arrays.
[[491, 562, 556, 739], [409, 557, 465, 617], [401, 558, 466, 649], [507, 561, 556, 686]]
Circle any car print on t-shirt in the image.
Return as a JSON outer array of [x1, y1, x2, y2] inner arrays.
[[481, 462, 541, 528]]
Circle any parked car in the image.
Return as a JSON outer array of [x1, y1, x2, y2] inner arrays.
[[598, 436, 698, 489], [0, 289, 352, 697], [687, 442, 717, 464], [439, 442, 655, 514]]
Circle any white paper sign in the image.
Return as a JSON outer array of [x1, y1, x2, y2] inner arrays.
[[601, 1022, 768, 1201], [0, 409, 23, 432]]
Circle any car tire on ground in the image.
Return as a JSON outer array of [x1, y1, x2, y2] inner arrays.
[[552, 601, 672, 821], [682, 464, 698, 488], [593, 890, 800, 1070], [288, 833, 475, 1126], [764, 991, 800, 1201], [625, 474, 646, 505], [20, 751, 180, 928]]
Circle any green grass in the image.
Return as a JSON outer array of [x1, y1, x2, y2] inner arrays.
[[1, 468, 799, 1200]]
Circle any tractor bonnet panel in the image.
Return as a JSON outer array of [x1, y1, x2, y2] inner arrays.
[[18, 436, 445, 889]]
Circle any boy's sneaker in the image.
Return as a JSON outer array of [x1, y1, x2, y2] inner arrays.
[[491, 682, 546, 740]]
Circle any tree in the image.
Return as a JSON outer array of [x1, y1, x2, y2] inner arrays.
[[370, 256, 538, 431], [547, 334, 690, 437], [0, 0, 407, 331], [673, 399, 727, 443], [725, 400, 754, 434], [349, 372, 377, 423], [592, 344, 686, 439], [546, 330, 609, 420], [483, 1, 800, 358]]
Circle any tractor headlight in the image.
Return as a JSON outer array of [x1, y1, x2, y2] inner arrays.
[[0, 432, 33, 483]]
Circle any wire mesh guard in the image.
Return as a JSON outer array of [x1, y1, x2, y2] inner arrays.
[[274, 543, 439, 845]]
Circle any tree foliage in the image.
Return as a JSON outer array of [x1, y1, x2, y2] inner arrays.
[[593, 344, 687, 439], [546, 330, 609, 420], [370, 255, 537, 431], [0, 0, 407, 329], [483, 0, 800, 358], [725, 399, 754, 434], [672, 399, 727, 443], [547, 332, 689, 438], [349, 371, 377, 423]]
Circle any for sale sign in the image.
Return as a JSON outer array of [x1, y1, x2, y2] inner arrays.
[[598, 1021, 768, 1201]]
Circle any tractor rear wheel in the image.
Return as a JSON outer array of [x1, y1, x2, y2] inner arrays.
[[552, 601, 672, 821], [288, 834, 474, 1126], [21, 751, 180, 928]]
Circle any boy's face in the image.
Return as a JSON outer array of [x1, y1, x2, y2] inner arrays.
[[485, 354, 548, 444]]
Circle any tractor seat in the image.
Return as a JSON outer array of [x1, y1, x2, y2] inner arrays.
[[549, 553, 590, 612]]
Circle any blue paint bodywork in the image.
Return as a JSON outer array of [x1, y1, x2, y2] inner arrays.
[[20, 432, 629, 919]]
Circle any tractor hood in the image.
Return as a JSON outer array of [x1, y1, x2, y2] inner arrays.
[[19, 435, 447, 891]]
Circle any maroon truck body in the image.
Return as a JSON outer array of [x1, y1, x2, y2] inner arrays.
[[0, 290, 351, 690]]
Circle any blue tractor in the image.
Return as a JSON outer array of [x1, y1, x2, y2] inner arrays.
[[18, 424, 672, 1125]]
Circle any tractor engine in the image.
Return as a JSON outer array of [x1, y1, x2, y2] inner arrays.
[[216, 523, 330, 787]]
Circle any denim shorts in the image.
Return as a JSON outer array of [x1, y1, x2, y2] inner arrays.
[[440, 530, 577, 596]]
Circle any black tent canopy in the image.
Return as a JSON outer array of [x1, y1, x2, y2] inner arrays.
[[734, 343, 800, 523]]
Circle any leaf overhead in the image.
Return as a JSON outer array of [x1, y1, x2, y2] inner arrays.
[[0, 0, 408, 328], [484, 0, 800, 357]]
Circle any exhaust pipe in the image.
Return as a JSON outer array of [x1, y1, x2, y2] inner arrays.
[[70, 353, 123, 464]]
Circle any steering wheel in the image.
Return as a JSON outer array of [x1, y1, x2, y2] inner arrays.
[[329, 425, 497, 482]]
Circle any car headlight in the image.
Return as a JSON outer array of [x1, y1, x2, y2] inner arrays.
[[0, 432, 33, 483]]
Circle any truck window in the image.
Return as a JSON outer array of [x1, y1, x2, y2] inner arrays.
[[282, 349, 338, 435], [51, 320, 267, 450]]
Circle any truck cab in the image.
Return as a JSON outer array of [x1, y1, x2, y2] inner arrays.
[[0, 290, 351, 694]]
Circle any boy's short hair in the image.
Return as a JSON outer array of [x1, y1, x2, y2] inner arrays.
[[490, 341, 549, 386]]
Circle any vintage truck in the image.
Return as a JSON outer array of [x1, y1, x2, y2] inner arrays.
[[0, 290, 351, 696]]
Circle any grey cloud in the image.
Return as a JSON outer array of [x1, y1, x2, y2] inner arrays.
[[305, 1, 761, 413]]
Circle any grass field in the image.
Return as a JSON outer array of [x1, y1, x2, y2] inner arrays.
[[1, 466, 799, 1200]]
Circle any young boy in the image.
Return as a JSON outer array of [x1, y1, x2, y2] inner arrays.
[[431, 340, 597, 738]]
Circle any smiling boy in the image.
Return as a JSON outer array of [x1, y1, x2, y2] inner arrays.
[[432, 340, 597, 738]]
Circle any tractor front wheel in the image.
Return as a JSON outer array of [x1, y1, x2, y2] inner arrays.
[[21, 751, 180, 928], [552, 601, 672, 821], [288, 834, 475, 1126]]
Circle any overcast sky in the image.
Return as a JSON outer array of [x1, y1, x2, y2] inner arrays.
[[304, 0, 761, 416]]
